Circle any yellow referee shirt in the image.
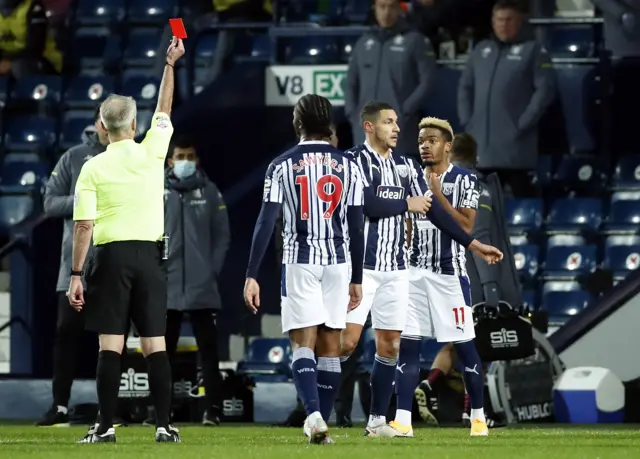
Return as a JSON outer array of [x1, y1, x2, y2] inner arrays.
[[73, 112, 174, 245]]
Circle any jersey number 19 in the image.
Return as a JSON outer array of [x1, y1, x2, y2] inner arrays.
[[295, 174, 344, 220]]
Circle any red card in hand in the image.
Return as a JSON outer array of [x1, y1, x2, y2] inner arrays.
[[169, 18, 187, 39]]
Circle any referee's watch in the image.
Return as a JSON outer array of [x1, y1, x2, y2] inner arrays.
[[70, 269, 84, 277]]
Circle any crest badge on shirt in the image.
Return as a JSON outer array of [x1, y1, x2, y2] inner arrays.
[[193, 189, 202, 199], [396, 165, 408, 178], [365, 38, 375, 50], [442, 183, 455, 196], [482, 46, 491, 58]]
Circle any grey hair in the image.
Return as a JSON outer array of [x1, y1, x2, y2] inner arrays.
[[100, 94, 137, 132]]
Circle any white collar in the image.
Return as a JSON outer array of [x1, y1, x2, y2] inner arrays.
[[364, 140, 392, 158], [298, 140, 330, 145]]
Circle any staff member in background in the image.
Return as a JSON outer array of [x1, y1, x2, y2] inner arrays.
[[68, 37, 185, 444], [37, 106, 108, 427], [145, 138, 230, 427], [345, 0, 435, 160]]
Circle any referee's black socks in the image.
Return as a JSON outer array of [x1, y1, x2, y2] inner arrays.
[[96, 350, 121, 434], [146, 351, 172, 430]]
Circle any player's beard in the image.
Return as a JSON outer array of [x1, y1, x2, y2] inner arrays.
[[422, 159, 437, 168]]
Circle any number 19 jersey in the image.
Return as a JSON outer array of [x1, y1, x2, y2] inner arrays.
[[263, 140, 364, 265]]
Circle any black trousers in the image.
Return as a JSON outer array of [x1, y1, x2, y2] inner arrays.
[[165, 309, 222, 410]]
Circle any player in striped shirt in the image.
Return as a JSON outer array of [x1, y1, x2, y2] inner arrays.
[[340, 102, 503, 437], [244, 94, 365, 444], [393, 118, 489, 437]]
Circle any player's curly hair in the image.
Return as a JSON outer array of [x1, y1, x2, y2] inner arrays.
[[418, 117, 454, 142], [293, 94, 334, 139]]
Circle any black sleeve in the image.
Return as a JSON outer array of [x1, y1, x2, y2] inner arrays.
[[25, 0, 48, 58]]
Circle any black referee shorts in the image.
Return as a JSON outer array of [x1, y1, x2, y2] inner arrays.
[[85, 241, 166, 337]]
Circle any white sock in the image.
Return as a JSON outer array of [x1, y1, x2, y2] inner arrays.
[[308, 411, 322, 424], [471, 408, 485, 423], [395, 409, 412, 426], [57, 405, 68, 415], [368, 414, 386, 426]]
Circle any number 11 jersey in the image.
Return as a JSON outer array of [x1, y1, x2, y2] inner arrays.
[[263, 140, 364, 265]]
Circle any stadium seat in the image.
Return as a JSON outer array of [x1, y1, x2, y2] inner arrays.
[[522, 290, 536, 310], [136, 110, 155, 136], [64, 76, 115, 109], [0, 76, 8, 105], [0, 154, 48, 193], [286, 37, 340, 65], [504, 198, 543, 235], [545, 197, 602, 234], [345, 0, 371, 22], [248, 34, 271, 61], [4, 117, 57, 152], [75, 0, 126, 26], [61, 112, 95, 150], [541, 290, 592, 325], [236, 337, 291, 382], [603, 235, 640, 280], [613, 155, 640, 191], [0, 195, 35, 235], [542, 238, 597, 280], [74, 27, 122, 71], [604, 192, 640, 234], [124, 29, 162, 68], [127, 0, 176, 24], [10, 75, 62, 104], [122, 75, 160, 108], [513, 244, 540, 282], [552, 154, 607, 192], [194, 34, 218, 68], [547, 26, 594, 58], [534, 155, 552, 188]]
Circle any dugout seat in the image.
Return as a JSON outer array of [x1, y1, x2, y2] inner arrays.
[[248, 34, 271, 61], [603, 235, 640, 280], [604, 192, 640, 234], [286, 37, 340, 65], [122, 75, 160, 109], [4, 117, 56, 152], [547, 26, 594, 58], [127, 0, 176, 25], [61, 112, 95, 150], [124, 29, 162, 68], [545, 197, 602, 235], [505, 198, 543, 236], [612, 155, 640, 191], [236, 337, 292, 382], [513, 244, 540, 283], [64, 76, 114, 109], [552, 154, 607, 193], [0, 195, 35, 235], [542, 236, 597, 280], [534, 155, 553, 188], [0, 154, 48, 194], [541, 290, 591, 326], [75, 0, 126, 26]]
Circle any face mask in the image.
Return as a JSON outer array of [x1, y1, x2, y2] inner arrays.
[[173, 160, 196, 179]]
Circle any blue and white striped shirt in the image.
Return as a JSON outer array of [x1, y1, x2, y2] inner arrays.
[[409, 163, 479, 275], [263, 141, 365, 265]]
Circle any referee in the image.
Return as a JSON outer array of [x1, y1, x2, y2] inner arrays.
[[68, 37, 185, 444]]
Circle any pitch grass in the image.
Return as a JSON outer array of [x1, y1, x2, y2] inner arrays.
[[1, 424, 640, 459]]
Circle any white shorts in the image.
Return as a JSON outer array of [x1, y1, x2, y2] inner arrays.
[[280, 263, 350, 333], [405, 267, 475, 343], [346, 269, 409, 331]]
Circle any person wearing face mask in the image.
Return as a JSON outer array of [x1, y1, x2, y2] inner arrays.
[[157, 138, 230, 426]]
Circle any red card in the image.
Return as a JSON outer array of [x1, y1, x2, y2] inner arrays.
[[169, 18, 187, 39]]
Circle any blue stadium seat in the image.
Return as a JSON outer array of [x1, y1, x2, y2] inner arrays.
[[534, 155, 552, 188], [248, 34, 271, 61], [74, 27, 122, 71], [122, 75, 160, 108], [522, 290, 536, 310], [236, 338, 291, 382], [545, 198, 602, 234], [125, 29, 162, 68], [0, 195, 34, 234], [345, 0, 371, 22], [541, 290, 592, 325], [61, 112, 95, 150], [513, 244, 539, 282], [504, 198, 543, 235], [547, 26, 594, 58], [65, 76, 115, 109], [0, 154, 49, 193], [11, 75, 62, 104], [542, 238, 597, 280], [75, 0, 126, 26], [136, 110, 155, 136], [603, 235, 640, 280], [604, 192, 640, 234], [613, 155, 640, 191], [194, 34, 218, 67], [4, 117, 57, 152], [286, 37, 340, 64], [127, 0, 176, 24], [552, 154, 607, 192]]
